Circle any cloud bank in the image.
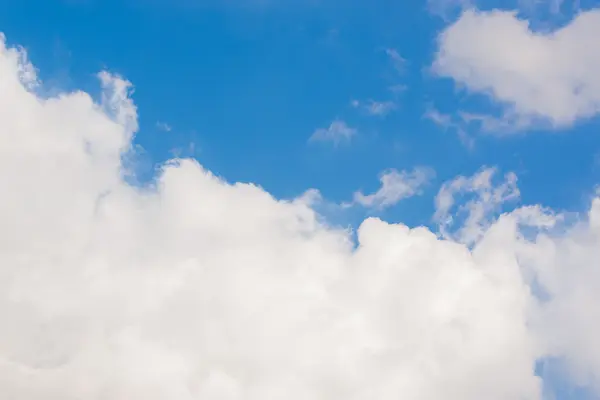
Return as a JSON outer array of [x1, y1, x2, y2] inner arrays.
[[1, 34, 600, 399]]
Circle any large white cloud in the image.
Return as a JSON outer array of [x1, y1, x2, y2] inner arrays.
[[0, 34, 599, 399], [520, 194, 600, 392], [433, 8, 600, 129]]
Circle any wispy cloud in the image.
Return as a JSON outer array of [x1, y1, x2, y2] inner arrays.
[[427, 0, 472, 19], [351, 167, 435, 210], [309, 119, 356, 145], [156, 121, 172, 132], [351, 99, 396, 117], [385, 48, 406, 74], [388, 83, 407, 95], [424, 105, 474, 148], [425, 103, 537, 146], [434, 167, 520, 244], [424, 106, 453, 128]]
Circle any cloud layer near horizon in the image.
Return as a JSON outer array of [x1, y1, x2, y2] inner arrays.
[[1, 33, 600, 400]]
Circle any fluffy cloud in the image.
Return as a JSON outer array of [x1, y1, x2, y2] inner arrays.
[[433, 8, 600, 129], [518, 195, 600, 392], [352, 167, 434, 210], [1, 34, 600, 400], [309, 119, 356, 145]]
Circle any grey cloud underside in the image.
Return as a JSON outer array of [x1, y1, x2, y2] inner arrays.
[[1, 30, 600, 400]]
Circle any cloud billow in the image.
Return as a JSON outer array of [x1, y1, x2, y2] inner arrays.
[[1, 35, 600, 400]]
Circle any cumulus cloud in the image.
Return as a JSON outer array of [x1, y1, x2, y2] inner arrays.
[[352, 167, 435, 210], [309, 119, 356, 145], [2, 33, 600, 400], [433, 8, 600, 130], [518, 196, 600, 392]]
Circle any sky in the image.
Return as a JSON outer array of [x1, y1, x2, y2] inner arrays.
[[1, 0, 600, 398]]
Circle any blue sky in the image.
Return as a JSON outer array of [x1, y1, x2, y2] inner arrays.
[[3, 0, 599, 230], [2, 0, 600, 398]]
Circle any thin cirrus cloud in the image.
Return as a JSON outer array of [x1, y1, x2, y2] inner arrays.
[[433, 8, 600, 131], [3, 29, 600, 400]]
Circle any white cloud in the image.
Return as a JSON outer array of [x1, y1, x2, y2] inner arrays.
[[457, 110, 532, 133], [434, 167, 521, 244], [428, 0, 566, 19], [518, 0, 566, 15], [517, 196, 600, 392], [385, 48, 407, 73], [156, 121, 172, 132], [365, 100, 396, 116], [433, 9, 600, 129], [352, 167, 434, 210], [424, 105, 476, 148], [309, 119, 356, 144], [389, 83, 407, 94], [2, 33, 600, 400], [351, 99, 396, 117], [427, 0, 473, 19], [425, 105, 454, 129]]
